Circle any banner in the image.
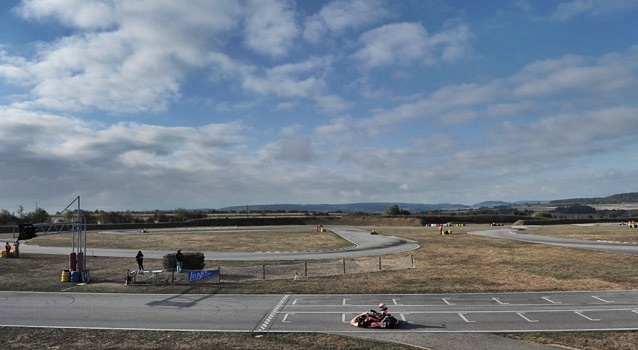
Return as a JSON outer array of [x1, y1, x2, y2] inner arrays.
[[189, 269, 220, 283]]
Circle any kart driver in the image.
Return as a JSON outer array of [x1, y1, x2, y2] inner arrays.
[[376, 302, 388, 318], [366, 302, 389, 326]]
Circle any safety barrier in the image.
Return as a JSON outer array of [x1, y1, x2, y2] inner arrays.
[[126, 254, 415, 285], [218, 255, 415, 283]]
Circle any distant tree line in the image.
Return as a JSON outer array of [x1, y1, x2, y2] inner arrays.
[[550, 192, 638, 205], [551, 204, 596, 214], [0, 206, 49, 225]]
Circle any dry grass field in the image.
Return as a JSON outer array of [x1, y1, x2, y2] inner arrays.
[[24, 225, 353, 252], [1, 223, 637, 349]]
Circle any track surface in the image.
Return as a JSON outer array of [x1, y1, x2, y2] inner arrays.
[[2, 290, 637, 333], [469, 227, 638, 256]]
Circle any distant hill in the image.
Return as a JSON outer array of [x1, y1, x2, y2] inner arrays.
[[220, 200, 540, 213], [219, 192, 638, 213], [549, 192, 638, 205], [221, 202, 470, 213], [472, 201, 512, 207]]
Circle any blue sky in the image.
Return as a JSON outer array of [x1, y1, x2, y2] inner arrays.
[[1, 0, 637, 213]]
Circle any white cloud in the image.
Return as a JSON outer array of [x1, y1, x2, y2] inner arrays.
[[243, 0, 298, 57], [17, 0, 117, 29], [4, 0, 242, 113], [512, 53, 638, 97], [239, 57, 332, 98], [276, 136, 315, 162], [352, 22, 429, 68], [550, 0, 638, 20], [352, 20, 473, 69], [314, 94, 351, 113], [303, 0, 391, 42]]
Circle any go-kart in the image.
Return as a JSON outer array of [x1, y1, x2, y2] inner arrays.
[[350, 310, 400, 328]]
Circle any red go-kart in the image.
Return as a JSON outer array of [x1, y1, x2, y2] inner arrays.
[[350, 310, 400, 328]]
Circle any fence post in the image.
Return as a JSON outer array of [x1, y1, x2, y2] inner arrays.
[[262, 264, 266, 280], [378, 256, 382, 271], [342, 259, 346, 274], [411, 254, 415, 269], [304, 261, 308, 277]]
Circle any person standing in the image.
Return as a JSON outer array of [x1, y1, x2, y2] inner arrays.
[[12, 241, 19, 258], [4, 242, 10, 258], [136, 250, 144, 272], [175, 249, 183, 273]]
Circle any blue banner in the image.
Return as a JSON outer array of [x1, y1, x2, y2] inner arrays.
[[189, 269, 220, 282]]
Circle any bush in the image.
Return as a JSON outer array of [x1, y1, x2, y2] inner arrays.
[[163, 252, 205, 271]]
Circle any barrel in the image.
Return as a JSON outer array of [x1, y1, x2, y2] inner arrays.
[[70, 271, 80, 282], [61, 270, 70, 282], [69, 252, 77, 271], [76, 252, 84, 272], [82, 270, 90, 282]]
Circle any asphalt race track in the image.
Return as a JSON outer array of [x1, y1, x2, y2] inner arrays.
[[2, 290, 638, 333], [469, 227, 638, 256]]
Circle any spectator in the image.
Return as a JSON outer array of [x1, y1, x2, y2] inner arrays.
[[175, 249, 183, 273], [136, 250, 144, 272], [13, 241, 19, 258], [4, 242, 10, 258]]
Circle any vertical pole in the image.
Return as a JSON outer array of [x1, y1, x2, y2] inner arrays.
[[378, 256, 382, 271], [262, 264, 266, 280], [304, 261, 308, 277], [342, 259, 346, 274], [411, 254, 415, 269]]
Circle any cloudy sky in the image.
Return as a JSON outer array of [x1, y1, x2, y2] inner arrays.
[[1, 0, 637, 213]]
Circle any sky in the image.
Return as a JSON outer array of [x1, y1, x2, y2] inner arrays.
[[1, 0, 637, 213]]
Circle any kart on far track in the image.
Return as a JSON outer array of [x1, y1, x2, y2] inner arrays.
[[349, 310, 400, 329]]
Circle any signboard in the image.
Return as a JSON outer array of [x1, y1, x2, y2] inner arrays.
[[189, 269, 220, 283]]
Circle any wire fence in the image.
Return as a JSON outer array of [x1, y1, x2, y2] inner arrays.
[[127, 254, 415, 285]]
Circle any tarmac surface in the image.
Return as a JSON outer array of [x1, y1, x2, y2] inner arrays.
[[469, 227, 638, 256], [5, 290, 637, 349]]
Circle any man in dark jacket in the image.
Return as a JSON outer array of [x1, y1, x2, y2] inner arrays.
[[175, 249, 184, 273]]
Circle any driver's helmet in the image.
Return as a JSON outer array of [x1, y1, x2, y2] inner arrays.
[[378, 302, 386, 310]]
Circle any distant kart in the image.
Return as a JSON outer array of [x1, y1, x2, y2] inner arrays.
[[349, 310, 400, 328]]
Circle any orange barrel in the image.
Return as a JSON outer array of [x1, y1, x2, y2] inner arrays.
[[69, 252, 77, 271]]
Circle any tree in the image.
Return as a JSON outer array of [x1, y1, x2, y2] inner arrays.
[[152, 210, 169, 223], [24, 208, 49, 223], [0, 209, 18, 225], [384, 205, 411, 216]]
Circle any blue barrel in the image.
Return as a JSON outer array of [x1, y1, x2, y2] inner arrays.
[[70, 271, 80, 282]]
